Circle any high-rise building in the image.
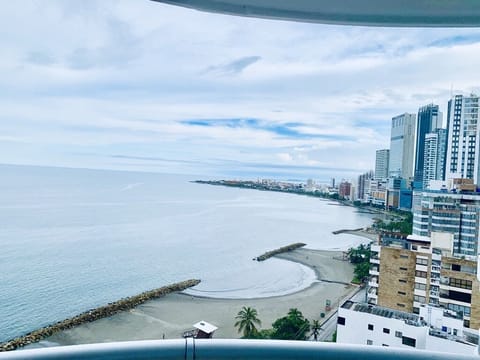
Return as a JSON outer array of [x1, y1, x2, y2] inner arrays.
[[368, 233, 480, 330], [389, 113, 416, 180], [445, 94, 480, 183], [357, 171, 374, 201], [414, 105, 443, 186], [423, 128, 448, 189], [412, 188, 480, 258], [375, 149, 390, 180], [339, 180, 352, 199]]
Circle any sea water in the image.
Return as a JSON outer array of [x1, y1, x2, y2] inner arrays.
[[0, 164, 374, 342]]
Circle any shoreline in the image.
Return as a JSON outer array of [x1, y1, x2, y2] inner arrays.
[[27, 248, 357, 347], [1, 280, 200, 352]]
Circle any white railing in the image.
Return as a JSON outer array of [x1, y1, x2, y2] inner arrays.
[[0, 339, 478, 360]]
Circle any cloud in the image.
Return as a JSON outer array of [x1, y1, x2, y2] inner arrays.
[[428, 33, 480, 48], [25, 51, 56, 66], [1, 2, 480, 180], [203, 56, 261, 75], [181, 118, 356, 141]]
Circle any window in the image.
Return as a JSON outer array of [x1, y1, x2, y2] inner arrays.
[[402, 336, 416, 347], [382, 344, 389, 347], [383, 328, 390, 334], [337, 316, 345, 325], [368, 324, 374, 331], [395, 331, 402, 338], [399, 279, 407, 283], [414, 282, 426, 290], [449, 278, 472, 289], [367, 340, 373, 345], [399, 267, 408, 271], [415, 270, 427, 278], [448, 290, 471, 303], [416, 258, 428, 265], [397, 291, 406, 295], [400, 254, 409, 259], [397, 303, 406, 307], [414, 295, 426, 303]]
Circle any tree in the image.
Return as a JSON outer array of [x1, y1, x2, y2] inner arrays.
[[234, 307, 261, 338], [353, 261, 370, 283], [311, 320, 321, 341], [271, 308, 310, 340]]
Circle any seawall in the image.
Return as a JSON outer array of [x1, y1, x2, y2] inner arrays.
[[254, 243, 306, 261], [0, 279, 200, 352]]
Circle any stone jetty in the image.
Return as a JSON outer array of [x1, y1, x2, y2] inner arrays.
[[0, 279, 200, 352], [332, 228, 363, 235], [254, 242, 306, 261]]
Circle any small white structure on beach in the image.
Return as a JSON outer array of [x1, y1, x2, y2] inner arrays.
[[193, 321, 218, 339]]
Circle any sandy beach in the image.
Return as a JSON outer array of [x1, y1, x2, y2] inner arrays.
[[34, 248, 358, 347]]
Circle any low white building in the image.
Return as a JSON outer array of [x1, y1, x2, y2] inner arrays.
[[337, 300, 478, 355]]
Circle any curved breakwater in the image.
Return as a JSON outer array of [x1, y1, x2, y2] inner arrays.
[[254, 243, 306, 261], [0, 279, 200, 352]]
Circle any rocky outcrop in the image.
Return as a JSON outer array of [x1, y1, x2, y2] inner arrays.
[[254, 243, 306, 261], [0, 279, 200, 352]]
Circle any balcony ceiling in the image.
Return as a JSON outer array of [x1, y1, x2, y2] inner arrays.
[[152, 0, 480, 27]]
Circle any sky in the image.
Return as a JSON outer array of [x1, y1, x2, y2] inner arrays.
[[1, 1, 480, 182]]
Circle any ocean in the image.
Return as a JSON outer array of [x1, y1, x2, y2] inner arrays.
[[0, 164, 374, 342]]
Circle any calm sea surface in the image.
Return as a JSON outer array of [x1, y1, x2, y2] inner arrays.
[[0, 165, 375, 342]]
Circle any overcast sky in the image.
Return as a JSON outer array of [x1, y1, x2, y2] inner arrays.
[[1, 1, 480, 181]]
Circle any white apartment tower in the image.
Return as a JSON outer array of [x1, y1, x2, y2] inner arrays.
[[423, 128, 447, 189], [445, 94, 480, 183], [389, 113, 416, 180], [375, 149, 390, 180]]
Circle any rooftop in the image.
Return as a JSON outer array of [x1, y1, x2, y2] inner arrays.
[[341, 301, 425, 327]]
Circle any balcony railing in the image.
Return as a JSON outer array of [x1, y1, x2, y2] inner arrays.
[[0, 339, 478, 360]]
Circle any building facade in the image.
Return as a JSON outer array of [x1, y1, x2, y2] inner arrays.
[[389, 113, 416, 180], [375, 149, 390, 180], [357, 171, 374, 202], [368, 233, 480, 330], [414, 104, 442, 186], [337, 300, 477, 354], [412, 190, 480, 258], [423, 128, 448, 189], [445, 94, 480, 184]]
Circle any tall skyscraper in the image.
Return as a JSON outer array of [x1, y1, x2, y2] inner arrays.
[[389, 113, 416, 179], [375, 149, 390, 180], [414, 104, 442, 185], [445, 94, 480, 183], [422, 128, 447, 189]]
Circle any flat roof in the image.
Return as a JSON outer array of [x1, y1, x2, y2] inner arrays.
[[193, 321, 218, 334], [341, 301, 425, 327]]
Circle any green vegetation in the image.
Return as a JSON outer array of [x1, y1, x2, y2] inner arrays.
[[347, 243, 371, 284], [331, 330, 337, 342], [271, 308, 310, 340], [372, 211, 413, 234], [234, 307, 311, 340], [234, 306, 261, 338]]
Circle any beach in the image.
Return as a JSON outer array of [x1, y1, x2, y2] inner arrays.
[[35, 248, 358, 346]]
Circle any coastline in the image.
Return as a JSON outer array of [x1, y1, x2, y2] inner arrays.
[[30, 248, 357, 347]]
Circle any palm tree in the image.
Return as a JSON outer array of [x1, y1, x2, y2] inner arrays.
[[287, 308, 303, 321], [234, 306, 261, 338], [311, 319, 321, 341]]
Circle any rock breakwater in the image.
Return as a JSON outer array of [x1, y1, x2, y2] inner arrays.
[[0, 279, 200, 352], [254, 243, 306, 261]]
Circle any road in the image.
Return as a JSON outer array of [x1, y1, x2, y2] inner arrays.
[[312, 287, 366, 342]]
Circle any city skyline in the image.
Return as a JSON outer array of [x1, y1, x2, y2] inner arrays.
[[2, 1, 480, 180]]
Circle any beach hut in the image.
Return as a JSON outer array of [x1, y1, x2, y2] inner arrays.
[[193, 321, 218, 338]]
